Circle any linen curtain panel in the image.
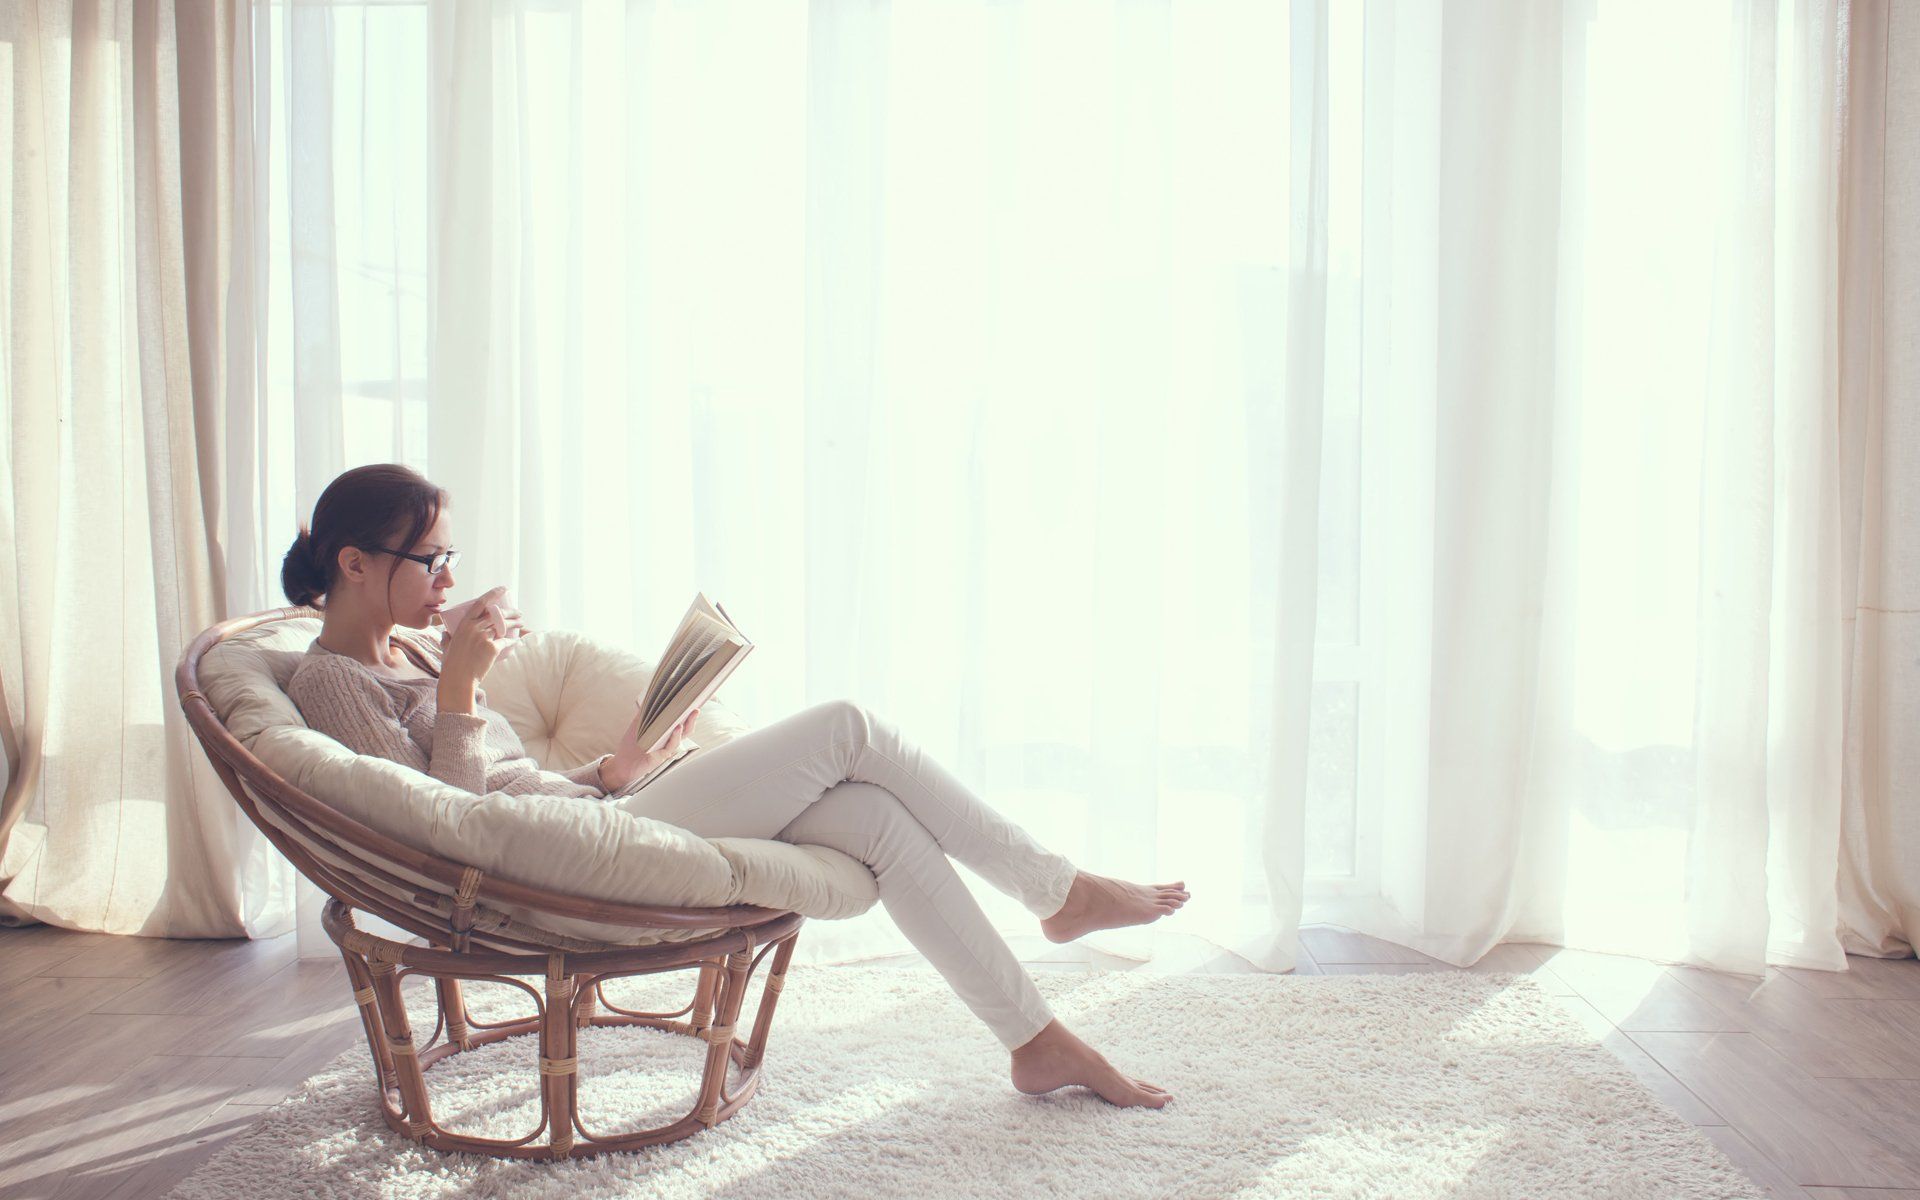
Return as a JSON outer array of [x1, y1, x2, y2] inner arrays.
[[3, 1, 1913, 980], [0, 0, 284, 939]]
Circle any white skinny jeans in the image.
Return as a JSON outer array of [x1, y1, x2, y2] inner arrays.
[[610, 699, 1079, 1051]]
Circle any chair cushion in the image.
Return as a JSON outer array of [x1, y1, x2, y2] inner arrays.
[[195, 613, 878, 947]]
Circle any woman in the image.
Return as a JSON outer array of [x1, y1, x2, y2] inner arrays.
[[282, 464, 1190, 1108]]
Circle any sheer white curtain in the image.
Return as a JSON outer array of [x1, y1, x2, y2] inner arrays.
[[1298, 0, 1891, 974], [245, 0, 1912, 974], [1836, 0, 1918, 959], [264, 0, 1319, 963], [12, 0, 1898, 972], [0, 0, 288, 938]]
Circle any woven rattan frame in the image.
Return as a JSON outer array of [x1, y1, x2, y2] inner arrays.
[[175, 605, 806, 1160]]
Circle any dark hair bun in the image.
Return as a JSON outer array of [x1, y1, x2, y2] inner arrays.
[[280, 528, 328, 610]]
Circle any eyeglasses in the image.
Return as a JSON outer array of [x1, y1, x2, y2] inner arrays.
[[365, 545, 461, 576]]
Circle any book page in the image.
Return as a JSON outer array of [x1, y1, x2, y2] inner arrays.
[[655, 593, 739, 700], [634, 591, 754, 750], [638, 594, 714, 718], [646, 619, 728, 728], [639, 636, 750, 752]]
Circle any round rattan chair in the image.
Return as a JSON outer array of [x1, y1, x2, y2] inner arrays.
[[175, 605, 877, 1161]]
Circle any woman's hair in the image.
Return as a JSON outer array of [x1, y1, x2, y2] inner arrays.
[[281, 464, 449, 611]]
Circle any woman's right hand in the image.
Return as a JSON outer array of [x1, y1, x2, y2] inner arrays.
[[437, 586, 518, 700]]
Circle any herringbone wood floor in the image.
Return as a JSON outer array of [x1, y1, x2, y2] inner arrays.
[[2, 921, 1916, 1199]]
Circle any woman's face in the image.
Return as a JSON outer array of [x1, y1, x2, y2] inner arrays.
[[382, 508, 457, 628]]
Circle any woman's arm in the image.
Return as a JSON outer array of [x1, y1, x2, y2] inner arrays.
[[288, 658, 491, 794], [559, 753, 617, 794]]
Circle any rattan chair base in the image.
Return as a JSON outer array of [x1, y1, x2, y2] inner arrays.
[[324, 898, 804, 1161]]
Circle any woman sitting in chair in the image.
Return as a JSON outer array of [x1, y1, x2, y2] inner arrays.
[[281, 463, 1189, 1109]]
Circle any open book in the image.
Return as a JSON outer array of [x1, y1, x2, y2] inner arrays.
[[633, 592, 754, 764]]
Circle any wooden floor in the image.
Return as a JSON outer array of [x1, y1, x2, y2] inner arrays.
[[2, 921, 1917, 1200]]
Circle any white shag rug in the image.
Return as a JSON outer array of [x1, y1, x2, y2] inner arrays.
[[166, 966, 1764, 1200]]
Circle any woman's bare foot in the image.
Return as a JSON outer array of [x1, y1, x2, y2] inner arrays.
[[1039, 872, 1190, 944], [1010, 1019, 1171, 1108]]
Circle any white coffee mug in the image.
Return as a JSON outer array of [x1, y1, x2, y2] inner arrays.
[[432, 590, 524, 653]]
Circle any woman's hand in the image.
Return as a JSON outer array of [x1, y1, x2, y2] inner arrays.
[[599, 704, 701, 793], [436, 586, 522, 712]]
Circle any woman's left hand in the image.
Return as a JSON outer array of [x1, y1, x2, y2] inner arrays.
[[599, 705, 701, 793]]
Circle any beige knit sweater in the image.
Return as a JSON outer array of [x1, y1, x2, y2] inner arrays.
[[286, 628, 646, 800]]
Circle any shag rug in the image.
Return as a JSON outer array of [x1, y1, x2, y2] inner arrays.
[[166, 966, 1764, 1199]]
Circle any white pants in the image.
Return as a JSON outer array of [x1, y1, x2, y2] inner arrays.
[[611, 699, 1079, 1051]]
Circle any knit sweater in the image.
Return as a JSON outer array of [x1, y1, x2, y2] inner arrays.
[[286, 628, 646, 800]]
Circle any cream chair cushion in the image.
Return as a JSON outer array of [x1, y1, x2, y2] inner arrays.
[[195, 613, 878, 948]]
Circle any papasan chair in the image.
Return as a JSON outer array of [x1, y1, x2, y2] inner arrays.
[[174, 605, 880, 1161]]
